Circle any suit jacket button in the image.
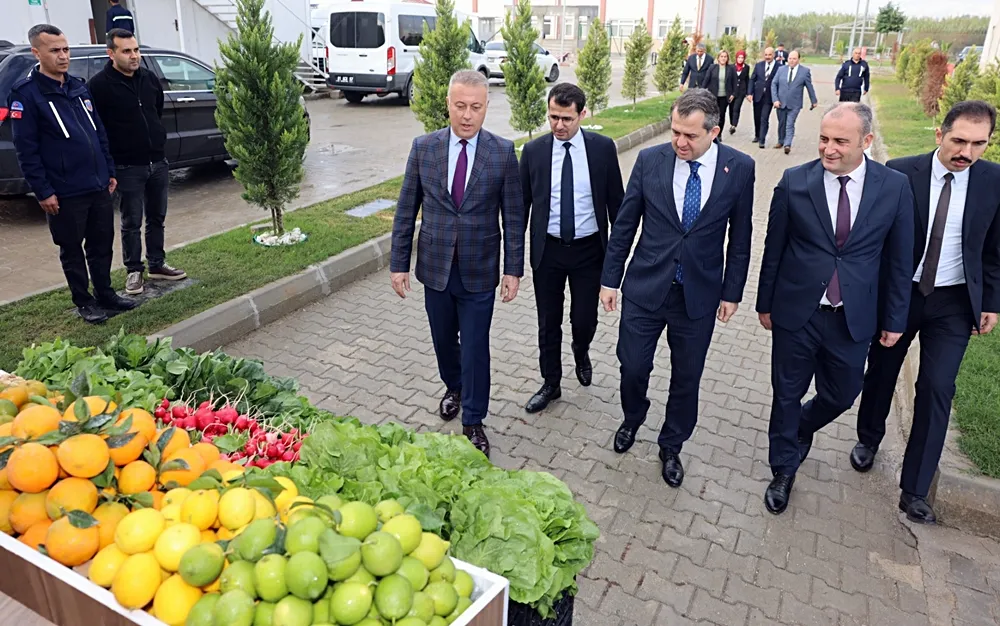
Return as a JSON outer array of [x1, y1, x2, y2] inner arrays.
[[821, 281, 827, 286]]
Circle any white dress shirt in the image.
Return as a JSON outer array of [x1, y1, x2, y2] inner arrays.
[[547, 130, 597, 238], [764, 61, 774, 78], [672, 142, 718, 221], [820, 158, 867, 306], [447, 129, 478, 193], [913, 150, 968, 286], [787, 65, 796, 84]]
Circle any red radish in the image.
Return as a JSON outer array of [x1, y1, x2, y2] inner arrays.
[[199, 401, 211, 410], [234, 416, 250, 430], [160, 398, 170, 409], [281, 450, 295, 462], [154, 407, 167, 419], [266, 444, 279, 458], [195, 413, 215, 430], [292, 452, 300, 462], [171, 405, 188, 420], [201, 434, 214, 443], [248, 421, 260, 433], [292, 442, 302, 452]]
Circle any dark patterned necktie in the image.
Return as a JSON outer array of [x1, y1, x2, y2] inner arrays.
[[826, 175, 852, 305], [452, 139, 468, 207]]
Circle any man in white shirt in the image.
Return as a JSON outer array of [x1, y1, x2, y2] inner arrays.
[[756, 102, 915, 515], [853, 100, 1000, 524]]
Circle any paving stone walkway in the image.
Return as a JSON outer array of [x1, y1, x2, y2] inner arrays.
[[222, 68, 1000, 626]]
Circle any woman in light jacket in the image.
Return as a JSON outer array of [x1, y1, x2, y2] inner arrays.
[[704, 50, 736, 141]]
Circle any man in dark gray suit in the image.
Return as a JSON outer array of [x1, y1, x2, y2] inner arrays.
[[389, 70, 525, 458], [681, 43, 714, 90]]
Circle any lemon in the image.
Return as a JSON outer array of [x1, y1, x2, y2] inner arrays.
[[218, 488, 255, 530], [181, 489, 220, 531], [329, 581, 373, 625], [154, 523, 202, 572], [272, 595, 313, 626], [381, 514, 422, 555], [112, 552, 162, 609], [454, 570, 474, 598], [285, 516, 326, 555], [161, 503, 182, 526], [337, 501, 378, 540], [429, 556, 456, 584], [163, 487, 192, 508], [374, 573, 414, 620], [272, 477, 298, 513], [115, 508, 166, 555], [409, 532, 450, 571], [253, 553, 288, 602], [361, 531, 403, 577], [424, 581, 458, 617], [374, 499, 405, 523], [153, 574, 203, 625], [397, 556, 429, 591], [252, 490, 276, 520], [89, 544, 129, 588]]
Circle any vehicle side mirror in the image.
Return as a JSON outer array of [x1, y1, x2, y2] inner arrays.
[[544, 49, 550, 55], [480, 39, 486, 47]]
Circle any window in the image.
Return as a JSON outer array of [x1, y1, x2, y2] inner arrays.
[[329, 11, 386, 49], [485, 42, 506, 51], [657, 20, 670, 39], [579, 15, 588, 40], [563, 17, 574, 39], [533, 43, 545, 55], [724, 25, 738, 35], [543, 16, 554, 39], [479, 17, 495, 41], [398, 14, 435, 46], [609, 20, 635, 37], [682, 20, 694, 34], [88, 56, 109, 77], [68, 58, 91, 80], [150, 56, 215, 91]]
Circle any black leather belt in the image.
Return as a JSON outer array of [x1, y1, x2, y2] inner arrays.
[[818, 304, 844, 313], [546, 233, 600, 247]]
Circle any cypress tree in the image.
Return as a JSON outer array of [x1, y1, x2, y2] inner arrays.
[[576, 18, 612, 113], [622, 19, 653, 107], [412, 0, 472, 132], [502, 0, 547, 137]]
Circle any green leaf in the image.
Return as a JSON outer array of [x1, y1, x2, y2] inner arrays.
[[143, 446, 162, 470], [85, 413, 115, 432], [37, 544, 48, 556], [30, 430, 67, 446], [130, 491, 155, 509], [318, 528, 361, 569], [215, 539, 231, 552], [157, 426, 176, 455], [187, 475, 222, 490], [69, 371, 89, 399], [92, 460, 116, 489], [66, 510, 99, 529], [57, 420, 84, 437], [0, 436, 19, 449], [261, 524, 286, 558], [73, 396, 91, 422], [0, 448, 12, 470], [246, 476, 285, 496], [200, 468, 224, 482], [212, 434, 242, 454], [103, 416, 132, 437], [106, 431, 138, 449], [160, 458, 191, 473]]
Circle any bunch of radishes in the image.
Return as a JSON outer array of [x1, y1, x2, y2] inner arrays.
[[153, 399, 256, 436], [235, 428, 303, 468]]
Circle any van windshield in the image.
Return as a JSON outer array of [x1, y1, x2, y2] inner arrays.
[[330, 11, 386, 48]]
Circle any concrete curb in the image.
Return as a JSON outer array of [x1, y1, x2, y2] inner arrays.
[[149, 119, 671, 354]]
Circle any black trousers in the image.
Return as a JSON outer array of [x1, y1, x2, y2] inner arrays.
[[534, 234, 602, 385], [46, 190, 116, 308], [753, 98, 772, 144], [856, 284, 973, 498], [839, 91, 862, 102], [618, 285, 717, 454], [729, 94, 745, 128], [117, 159, 169, 273], [716, 96, 731, 128], [770, 308, 870, 475]]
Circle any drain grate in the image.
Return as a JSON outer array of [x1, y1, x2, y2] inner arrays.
[[346, 198, 396, 217]]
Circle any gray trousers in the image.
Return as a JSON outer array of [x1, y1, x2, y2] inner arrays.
[[776, 107, 802, 147]]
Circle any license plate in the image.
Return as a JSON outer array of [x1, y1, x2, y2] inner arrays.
[[334, 76, 354, 84]]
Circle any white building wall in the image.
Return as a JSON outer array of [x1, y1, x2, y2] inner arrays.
[[2, 0, 96, 46], [982, 0, 1000, 70]]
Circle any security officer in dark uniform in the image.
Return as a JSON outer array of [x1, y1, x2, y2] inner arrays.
[[8, 24, 137, 323], [835, 47, 870, 102]]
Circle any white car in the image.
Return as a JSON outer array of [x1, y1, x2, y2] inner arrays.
[[484, 41, 560, 83]]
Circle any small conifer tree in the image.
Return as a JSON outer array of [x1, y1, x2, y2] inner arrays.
[[412, 0, 472, 132], [576, 18, 612, 113], [622, 19, 653, 107], [502, 0, 547, 137], [938, 49, 980, 122], [653, 16, 687, 95]]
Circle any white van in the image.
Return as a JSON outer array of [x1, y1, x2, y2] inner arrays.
[[325, 0, 490, 104]]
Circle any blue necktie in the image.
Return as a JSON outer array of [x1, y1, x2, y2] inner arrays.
[[675, 161, 702, 284]]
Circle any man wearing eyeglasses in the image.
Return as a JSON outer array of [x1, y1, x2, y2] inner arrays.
[[520, 83, 625, 413]]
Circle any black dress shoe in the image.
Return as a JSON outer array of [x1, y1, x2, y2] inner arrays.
[[850, 442, 878, 473], [765, 473, 796, 515], [613, 423, 638, 453], [525, 384, 561, 414], [729, 126, 736, 134], [798, 432, 813, 463], [97, 294, 139, 311], [439, 389, 461, 421], [571, 342, 592, 387], [899, 493, 936, 524], [463, 424, 490, 458], [78, 305, 108, 325], [658, 450, 684, 488]]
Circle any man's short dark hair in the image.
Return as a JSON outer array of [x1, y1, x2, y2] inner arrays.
[[548, 82, 586, 114], [672, 88, 720, 132], [107, 28, 136, 50], [28, 24, 63, 48], [941, 100, 997, 136]]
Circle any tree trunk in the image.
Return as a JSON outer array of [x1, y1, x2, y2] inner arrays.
[[274, 207, 285, 236]]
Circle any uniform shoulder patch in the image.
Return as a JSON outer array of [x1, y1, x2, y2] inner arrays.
[[10, 101, 23, 111], [84, 99, 94, 112]]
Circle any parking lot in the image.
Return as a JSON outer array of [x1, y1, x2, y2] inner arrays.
[[0, 61, 633, 304]]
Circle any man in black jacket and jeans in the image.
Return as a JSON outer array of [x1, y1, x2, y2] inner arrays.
[[89, 28, 186, 295]]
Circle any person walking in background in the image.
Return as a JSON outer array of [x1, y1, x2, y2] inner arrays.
[[756, 102, 914, 515], [853, 100, 1000, 524], [728, 50, 750, 136], [89, 28, 186, 296], [8, 24, 137, 324], [774, 44, 788, 66], [681, 42, 714, 90], [836, 47, 870, 102], [771, 51, 818, 154], [389, 70, 524, 459], [747, 47, 777, 149], [520, 83, 625, 414], [705, 50, 736, 142], [105, 0, 135, 35], [601, 89, 754, 489]]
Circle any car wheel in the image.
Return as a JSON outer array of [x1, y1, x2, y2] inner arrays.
[[343, 91, 364, 104], [402, 79, 415, 105], [547, 64, 559, 83], [479, 68, 490, 82]]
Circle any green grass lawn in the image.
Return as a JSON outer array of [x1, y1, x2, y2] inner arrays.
[[0, 95, 676, 370], [871, 75, 1000, 478], [800, 55, 846, 66]]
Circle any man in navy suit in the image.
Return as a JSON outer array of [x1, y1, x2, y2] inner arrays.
[[390, 70, 525, 458], [601, 88, 755, 488], [756, 102, 915, 514], [853, 100, 1000, 524], [680, 42, 714, 90], [747, 47, 778, 149]]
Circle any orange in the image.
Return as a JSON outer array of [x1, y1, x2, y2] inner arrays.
[[191, 442, 220, 467], [92, 501, 129, 550], [119, 461, 156, 495], [6, 443, 59, 493], [208, 460, 244, 476], [9, 491, 51, 534], [0, 386, 29, 409], [18, 519, 53, 549], [11, 405, 62, 440], [0, 466, 11, 491], [57, 434, 110, 478], [62, 396, 117, 422], [45, 515, 100, 567], [154, 428, 190, 459], [0, 490, 18, 534], [0, 422, 13, 438], [46, 477, 99, 520], [199, 529, 217, 543], [159, 449, 207, 488], [117, 408, 157, 443], [150, 490, 165, 510], [108, 432, 148, 467]]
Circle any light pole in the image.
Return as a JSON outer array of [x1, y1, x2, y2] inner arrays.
[[848, 0, 861, 50], [857, 0, 871, 49]]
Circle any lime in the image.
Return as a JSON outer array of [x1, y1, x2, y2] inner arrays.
[[409, 533, 449, 571], [315, 494, 343, 517], [329, 581, 373, 625], [212, 589, 255, 626], [186, 593, 220, 626], [253, 601, 275, 626], [313, 595, 331, 623], [285, 516, 327, 555], [374, 573, 413, 620], [453, 570, 473, 598], [361, 531, 403, 577], [408, 591, 435, 622], [236, 518, 278, 562], [179, 542, 226, 587], [327, 548, 362, 582], [253, 554, 289, 602], [344, 564, 376, 586], [428, 618, 448, 626], [272, 595, 313, 626], [0, 399, 18, 418], [373, 499, 404, 523], [423, 581, 458, 617], [354, 620, 382, 626], [428, 556, 455, 584], [336, 502, 378, 540], [219, 560, 257, 598], [397, 556, 429, 591], [446, 596, 473, 622], [285, 551, 327, 600], [396, 619, 427, 626], [381, 514, 422, 555]]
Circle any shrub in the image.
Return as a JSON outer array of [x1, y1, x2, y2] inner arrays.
[[921, 51, 950, 118], [938, 49, 980, 122]]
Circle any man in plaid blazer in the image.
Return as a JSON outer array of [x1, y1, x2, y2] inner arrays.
[[390, 70, 525, 458]]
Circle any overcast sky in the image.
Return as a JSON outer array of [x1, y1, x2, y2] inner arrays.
[[765, 0, 994, 19]]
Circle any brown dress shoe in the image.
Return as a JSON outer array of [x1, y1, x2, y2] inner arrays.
[[773, 143, 783, 149], [784, 146, 791, 154], [463, 424, 491, 458], [439, 389, 460, 421]]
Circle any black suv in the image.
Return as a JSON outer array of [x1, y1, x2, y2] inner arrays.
[[0, 43, 309, 196]]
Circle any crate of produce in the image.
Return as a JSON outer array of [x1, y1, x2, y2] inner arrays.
[[507, 591, 574, 626]]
